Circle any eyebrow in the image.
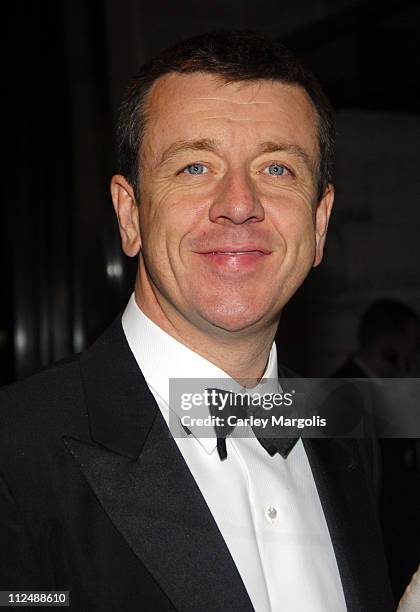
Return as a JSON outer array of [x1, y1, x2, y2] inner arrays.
[[258, 140, 313, 171], [157, 139, 219, 167], [156, 138, 313, 171]]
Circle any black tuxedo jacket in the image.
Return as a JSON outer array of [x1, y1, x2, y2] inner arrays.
[[0, 317, 394, 611]]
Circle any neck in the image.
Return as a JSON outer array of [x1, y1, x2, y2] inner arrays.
[[134, 283, 278, 383]]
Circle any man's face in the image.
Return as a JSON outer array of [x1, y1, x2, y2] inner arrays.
[[118, 73, 333, 334]]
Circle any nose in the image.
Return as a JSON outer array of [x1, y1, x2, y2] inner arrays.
[[208, 169, 265, 226]]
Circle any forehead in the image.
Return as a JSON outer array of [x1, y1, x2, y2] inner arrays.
[[143, 72, 319, 158]]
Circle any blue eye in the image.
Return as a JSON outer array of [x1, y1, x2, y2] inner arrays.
[[265, 164, 288, 176], [184, 163, 207, 175]]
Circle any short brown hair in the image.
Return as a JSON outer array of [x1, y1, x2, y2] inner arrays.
[[116, 29, 335, 202]]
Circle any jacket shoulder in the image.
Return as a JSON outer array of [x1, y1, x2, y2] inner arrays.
[[0, 354, 87, 447]]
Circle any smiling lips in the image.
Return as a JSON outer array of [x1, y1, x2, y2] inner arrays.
[[198, 245, 271, 255], [195, 246, 271, 272]]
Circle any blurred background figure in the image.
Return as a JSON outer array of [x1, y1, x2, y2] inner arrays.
[[334, 299, 420, 379], [333, 298, 420, 601]]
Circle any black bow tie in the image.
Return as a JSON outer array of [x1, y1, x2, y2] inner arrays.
[[204, 388, 298, 461]]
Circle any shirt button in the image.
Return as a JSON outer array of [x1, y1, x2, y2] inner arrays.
[[265, 505, 278, 522]]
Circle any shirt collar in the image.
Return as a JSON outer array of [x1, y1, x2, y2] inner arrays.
[[121, 293, 279, 454]]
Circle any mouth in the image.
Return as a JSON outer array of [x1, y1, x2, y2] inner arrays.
[[194, 246, 272, 273], [205, 250, 265, 255], [196, 245, 272, 256]]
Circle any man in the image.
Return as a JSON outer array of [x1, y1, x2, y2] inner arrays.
[[0, 31, 393, 610]]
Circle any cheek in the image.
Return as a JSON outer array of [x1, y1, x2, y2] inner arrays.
[[270, 199, 316, 252], [143, 180, 216, 243], [144, 177, 209, 216], [138, 185, 177, 250], [138, 190, 205, 273]]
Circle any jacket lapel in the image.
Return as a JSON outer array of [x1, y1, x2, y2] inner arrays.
[[65, 316, 253, 612], [303, 438, 393, 611]]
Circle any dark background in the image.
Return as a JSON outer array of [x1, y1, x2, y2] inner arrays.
[[2, 0, 420, 384], [1, 1, 420, 600]]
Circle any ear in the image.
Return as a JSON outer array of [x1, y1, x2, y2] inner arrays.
[[313, 184, 334, 267], [110, 175, 141, 257]]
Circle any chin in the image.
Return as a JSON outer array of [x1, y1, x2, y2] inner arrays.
[[198, 301, 271, 333]]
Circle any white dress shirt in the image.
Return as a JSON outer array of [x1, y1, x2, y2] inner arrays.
[[122, 293, 347, 611]]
